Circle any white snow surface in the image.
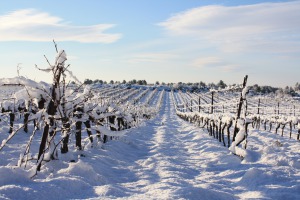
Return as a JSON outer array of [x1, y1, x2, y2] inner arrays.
[[0, 93, 300, 200], [55, 50, 67, 65]]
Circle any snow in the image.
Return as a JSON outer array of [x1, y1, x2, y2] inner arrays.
[[242, 86, 249, 99], [0, 92, 299, 199], [96, 126, 128, 137], [55, 50, 67, 65]]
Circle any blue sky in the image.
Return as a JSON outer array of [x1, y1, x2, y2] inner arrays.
[[0, 0, 299, 87]]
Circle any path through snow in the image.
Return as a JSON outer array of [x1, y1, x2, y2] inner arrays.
[[93, 91, 237, 199]]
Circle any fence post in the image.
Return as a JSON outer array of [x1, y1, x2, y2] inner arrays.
[[294, 105, 296, 116], [185, 99, 188, 112], [257, 98, 260, 114], [198, 96, 201, 112], [211, 91, 214, 114], [232, 75, 248, 142]]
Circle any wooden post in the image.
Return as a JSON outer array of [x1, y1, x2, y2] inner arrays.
[[61, 118, 70, 153], [9, 113, 15, 133], [75, 121, 82, 149], [233, 75, 248, 142], [294, 105, 296, 116], [227, 121, 232, 147], [257, 98, 260, 114], [211, 91, 214, 114], [277, 102, 280, 115], [198, 96, 201, 112], [185, 100, 188, 112]]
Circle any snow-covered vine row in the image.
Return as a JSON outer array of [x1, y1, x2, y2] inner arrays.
[[131, 88, 149, 104], [144, 88, 157, 105], [0, 44, 164, 175], [116, 88, 140, 104], [172, 76, 300, 158]]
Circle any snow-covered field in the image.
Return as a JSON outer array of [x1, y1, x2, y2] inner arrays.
[[0, 92, 300, 200]]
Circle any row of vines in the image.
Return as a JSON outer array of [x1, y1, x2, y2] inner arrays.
[[0, 43, 165, 176], [172, 75, 300, 157]]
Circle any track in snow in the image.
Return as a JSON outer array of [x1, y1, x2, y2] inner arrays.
[[92, 92, 237, 199]]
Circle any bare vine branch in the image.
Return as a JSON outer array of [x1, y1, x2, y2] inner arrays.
[[53, 39, 58, 53]]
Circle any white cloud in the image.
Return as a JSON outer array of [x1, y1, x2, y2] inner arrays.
[[159, 1, 300, 53], [192, 57, 221, 68], [192, 56, 239, 72], [0, 9, 121, 43], [126, 52, 175, 64]]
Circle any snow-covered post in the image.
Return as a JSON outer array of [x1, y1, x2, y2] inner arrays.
[[75, 118, 83, 150], [61, 119, 70, 153], [289, 121, 293, 138], [211, 91, 214, 114], [23, 100, 34, 133], [198, 96, 201, 112], [257, 98, 260, 114], [184, 97, 188, 112], [232, 75, 248, 142], [294, 105, 296, 116], [227, 120, 233, 147], [297, 126, 300, 140]]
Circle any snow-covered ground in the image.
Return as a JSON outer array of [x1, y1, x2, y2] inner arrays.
[[0, 92, 299, 199]]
